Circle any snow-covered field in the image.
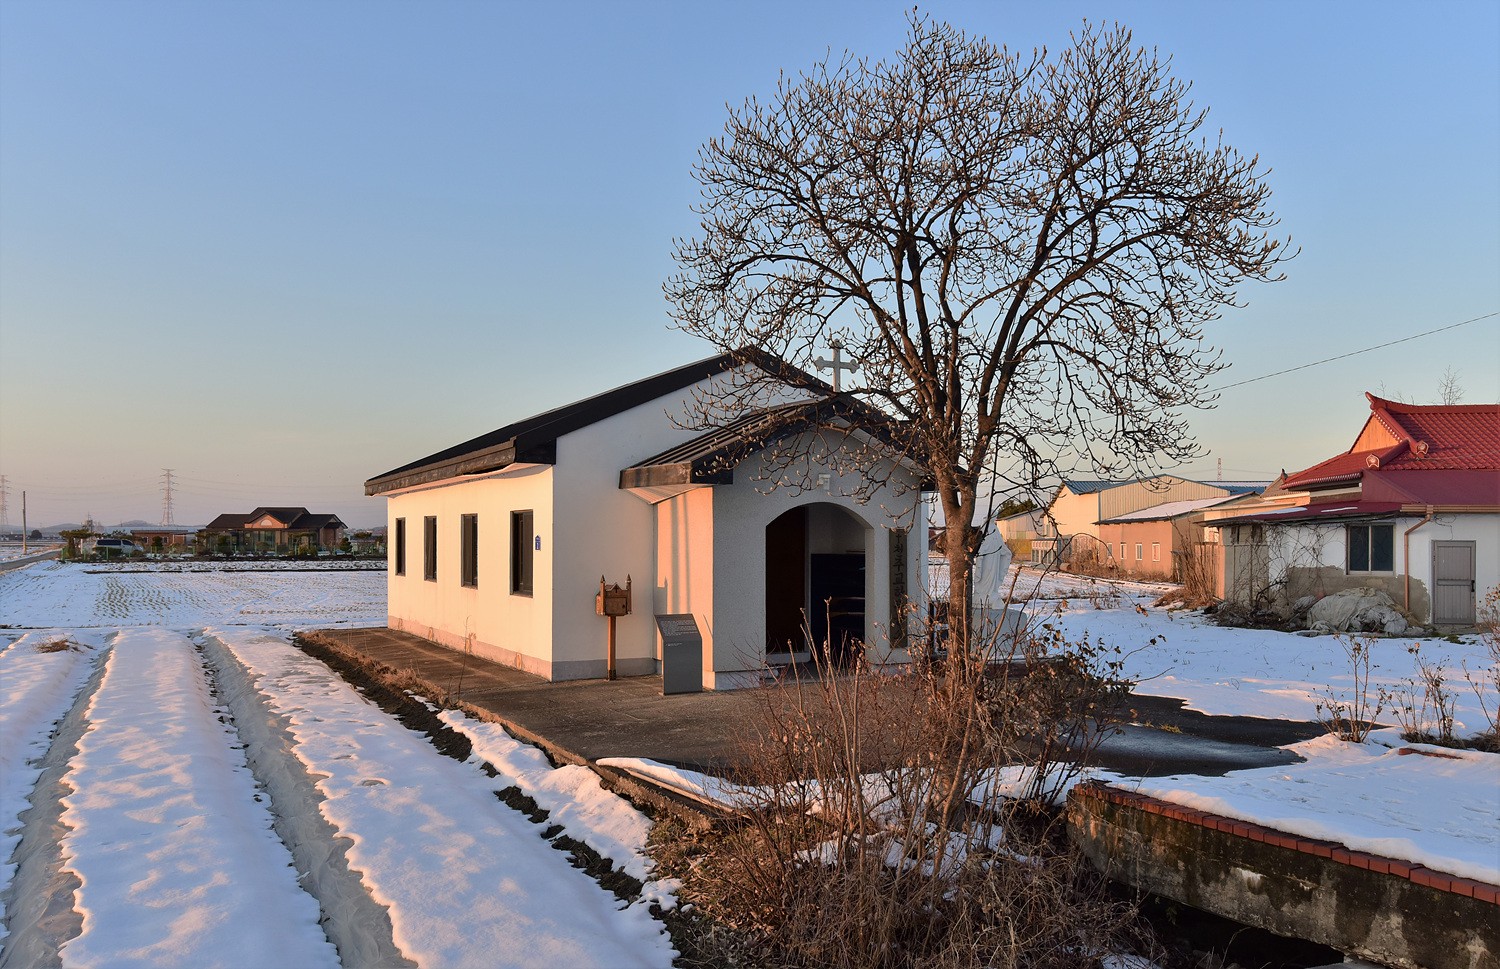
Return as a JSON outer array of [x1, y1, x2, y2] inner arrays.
[[0, 560, 676, 968], [1011, 566, 1495, 734], [0, 559, 387, 629], [1012, 567, 1499, 885], [2, 559, 1495, 966]]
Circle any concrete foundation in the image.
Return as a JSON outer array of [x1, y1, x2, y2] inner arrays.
[[1068, 782, 1498, 969]]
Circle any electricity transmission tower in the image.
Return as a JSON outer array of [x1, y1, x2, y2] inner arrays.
[[160, 469, 176, 526], [0, 475, 9, 531]]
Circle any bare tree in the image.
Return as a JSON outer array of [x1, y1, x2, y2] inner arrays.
[[667, 17, 1292, 654], [1438, 366, 1465, 405]]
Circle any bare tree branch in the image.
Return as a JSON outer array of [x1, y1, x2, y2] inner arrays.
[[666, 16, 1293, 651]]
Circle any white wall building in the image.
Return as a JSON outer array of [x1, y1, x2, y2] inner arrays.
[[366, 352, 929, 690], [1208, 394, 1499, 626]]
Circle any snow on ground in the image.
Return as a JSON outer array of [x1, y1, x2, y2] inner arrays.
[[1126, 733, 1500, 884], [57, 627, 338, 969], [440, 710, 659, 885], [1013, 567, 1496, 736], [209, 627, 674, 968], [0, 559, 386, 628], [1, 559, 676, 967], [0, 629, 107, 944]]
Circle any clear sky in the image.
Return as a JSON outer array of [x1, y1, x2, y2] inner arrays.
[[2, 0, 1496, 530]]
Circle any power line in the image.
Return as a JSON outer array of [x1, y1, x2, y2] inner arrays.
[[1211, 311, 1497, 393]]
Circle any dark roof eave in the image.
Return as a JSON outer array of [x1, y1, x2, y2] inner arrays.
[[366, 439, 559, 495], [619, 463, 735, 490]]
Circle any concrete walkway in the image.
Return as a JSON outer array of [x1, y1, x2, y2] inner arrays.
[[0, 549, 61, 574], [312, 627, 773, 771], [312, 627, 1324, 778]]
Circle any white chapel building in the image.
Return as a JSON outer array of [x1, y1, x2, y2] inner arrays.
[[365, 351, 930, 691]]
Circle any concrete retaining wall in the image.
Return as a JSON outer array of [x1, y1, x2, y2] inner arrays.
[[1068, 781, 1498, 969]]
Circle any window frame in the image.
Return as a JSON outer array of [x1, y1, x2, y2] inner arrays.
[[394, 518, 406, 576], [423, 516, 438, 582], [1151, 542, 1161, 562], [1347, 523, 1395, 574], [510, 510, 534, 596], [460, 513, 479, 588], [1135, 542, 1143, 562]]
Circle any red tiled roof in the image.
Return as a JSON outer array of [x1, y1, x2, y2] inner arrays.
[[1282, 394, 1500, 490], [1363, 469, 1500, 506]]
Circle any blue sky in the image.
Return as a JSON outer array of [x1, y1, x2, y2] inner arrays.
[[2, 1, 1496, 528]]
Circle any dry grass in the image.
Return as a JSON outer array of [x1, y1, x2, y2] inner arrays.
[[656, 615, 1156, 969], [34, 637, 79, 654]]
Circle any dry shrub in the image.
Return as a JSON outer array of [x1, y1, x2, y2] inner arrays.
[[34, 637, 79, 654], [675, 615, 1153, 969], [1384, 643, 1458, 746], [1464, 587, 1500, 748], [1314, 635, 1384, 743], [1156, 542, 1219, 611]]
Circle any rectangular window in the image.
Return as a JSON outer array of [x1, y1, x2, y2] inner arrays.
[[394, 518, 406, 576], [1119, 542, 1126, 561], [1151, 542, 1161, 562], [423, 516, 437, 581], [460, 514, 479, 588], [1347, 524, 1395, 573], [511, 510, 534, 595], [1135, 543, 1144, 561]]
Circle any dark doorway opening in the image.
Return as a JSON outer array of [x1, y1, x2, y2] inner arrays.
[[765, 508, 807, 655], [765, 504, 869, 668]]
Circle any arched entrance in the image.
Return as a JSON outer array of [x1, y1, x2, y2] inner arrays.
[[765, 503, 870, 666]]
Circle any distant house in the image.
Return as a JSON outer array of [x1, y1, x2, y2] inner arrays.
[[1206, 394, 1499, 625], [1032, 476, 1266, 568], [203, 507, 348, 553], [1096, 494, 1256, 581], [128, 525, 199, 549]]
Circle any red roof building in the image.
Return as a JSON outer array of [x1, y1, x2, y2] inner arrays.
[[1210, 394, 1498, 626]]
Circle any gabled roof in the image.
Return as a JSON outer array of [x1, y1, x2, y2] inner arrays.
[[1060, 479, 1132, 495], [247, 507, 311, 527], [290, 513, 347, 531], [1283, 394, 1500, 490], [366, 348, 829, 496], [205, 509, 346, 531], [619, 395, 923, 494], [1097, 495, 1243, 525]]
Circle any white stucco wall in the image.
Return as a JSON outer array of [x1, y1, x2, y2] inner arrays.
[[1264, 513, 1499, 624], [698, 444, 925, 690], [384, 464, 555, 675], [549, 382, 739, 679]]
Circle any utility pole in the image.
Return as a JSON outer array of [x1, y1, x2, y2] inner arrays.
[[21, 491, 27, 554], [160, 469, 176, 526]]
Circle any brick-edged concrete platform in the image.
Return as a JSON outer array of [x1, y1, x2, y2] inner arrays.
[[1069, 781, 1499, 969], [310, 626, 779, 772]]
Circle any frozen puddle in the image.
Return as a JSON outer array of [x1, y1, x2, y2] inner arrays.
[[56, 628, 338, 968], [204, 627, 676, 969]]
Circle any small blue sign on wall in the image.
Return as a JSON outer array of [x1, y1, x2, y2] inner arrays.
[[534, 535, 541, 551]]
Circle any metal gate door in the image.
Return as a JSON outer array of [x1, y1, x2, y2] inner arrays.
[[1431, 541, 1476, 625]]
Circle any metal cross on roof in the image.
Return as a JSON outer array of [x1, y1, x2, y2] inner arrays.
[[813, 339, 859, 393]]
